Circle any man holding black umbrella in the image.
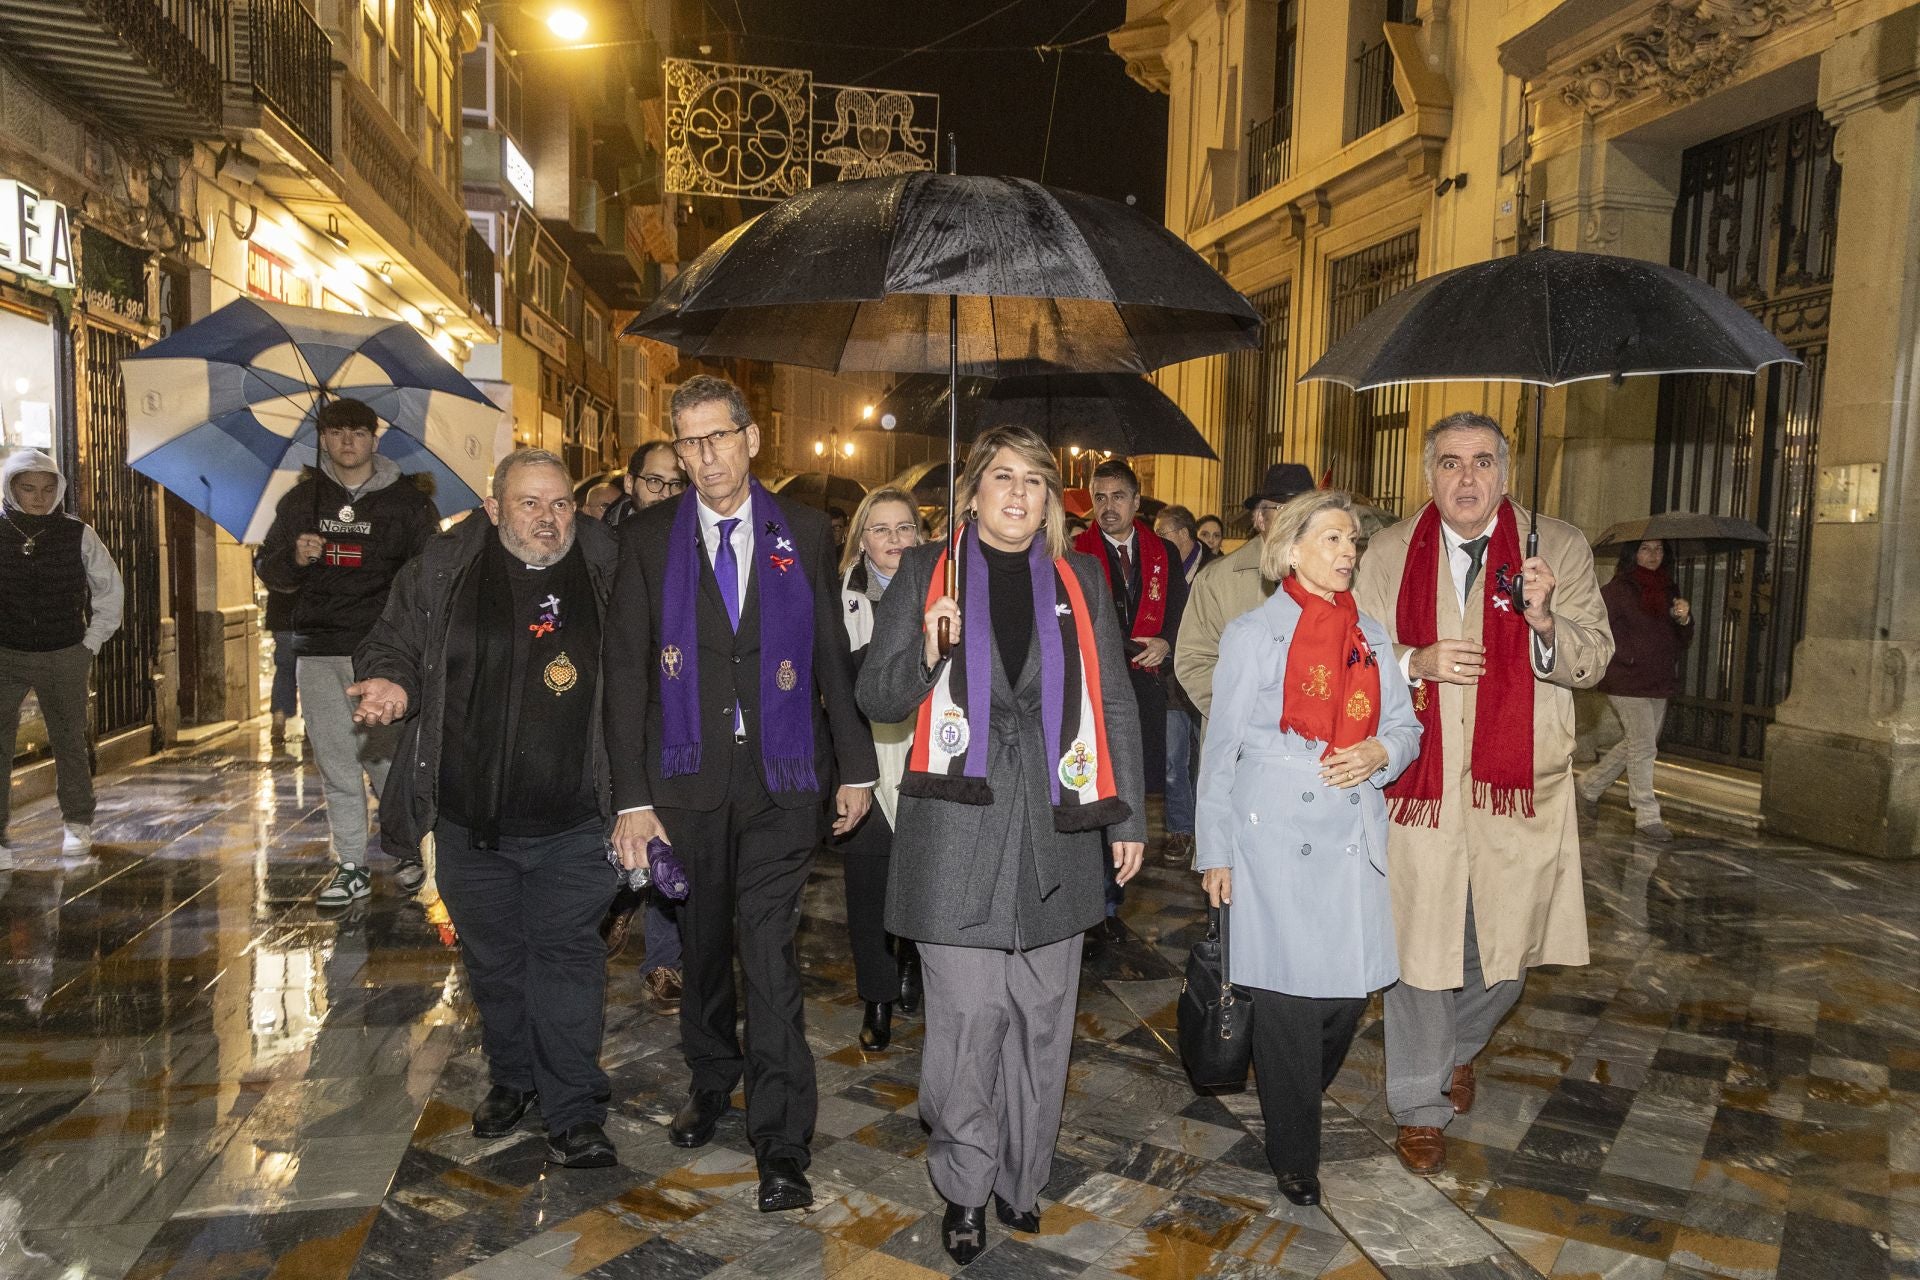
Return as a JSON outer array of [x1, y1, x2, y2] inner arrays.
[[1354, 412, 1611, 1176], [256, 398, 437, 907]]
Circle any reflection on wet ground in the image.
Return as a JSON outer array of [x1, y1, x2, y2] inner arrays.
[[0, 723, 1912, 1278]]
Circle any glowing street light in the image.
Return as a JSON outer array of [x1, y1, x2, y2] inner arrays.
[[812, 440, 826, 457], [546, 6, 588, 40]]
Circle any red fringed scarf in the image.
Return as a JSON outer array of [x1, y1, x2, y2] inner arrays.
[[1278, 576, 1381, 759], [1073, 520, 1170, 643], [1629, 564, 1672, 616], [1385, 499, 1535, 826]]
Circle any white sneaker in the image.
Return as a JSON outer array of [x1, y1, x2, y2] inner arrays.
[[61, 823, 93, 855], [0, 843, 14, 871]]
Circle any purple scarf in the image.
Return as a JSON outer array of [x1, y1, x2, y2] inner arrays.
[[658, 481, 817, 793]]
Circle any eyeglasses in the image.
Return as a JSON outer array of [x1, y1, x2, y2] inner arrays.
[[864, 521, 919, 541], [671, 424, 750, 458], [633, 474, 687, 496]]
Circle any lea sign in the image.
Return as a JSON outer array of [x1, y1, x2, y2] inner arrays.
[[0, 180, 75, 290]]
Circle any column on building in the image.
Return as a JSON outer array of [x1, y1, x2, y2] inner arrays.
[[1764, 8, 1920, 857]]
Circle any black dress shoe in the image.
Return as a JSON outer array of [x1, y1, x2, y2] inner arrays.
[[896, 946, 922, 1014], [546, 1121, 618, 1168], [471, 1086, 537, 1138], [669, 1089, 731, 1148], [993, 1192, 1040, 1232], [941, 1199, 987, 1266], [860, 1001, 893, 1051], [1276, 1172, 1321, 1206], [757, 1156, 813, 1212]]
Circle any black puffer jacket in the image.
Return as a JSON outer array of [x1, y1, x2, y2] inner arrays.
[[255, 455, 439, 656]]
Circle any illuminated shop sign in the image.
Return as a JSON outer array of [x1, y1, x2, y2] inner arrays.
[[503, 137, 535, 207], [0, 180, 75, 289]]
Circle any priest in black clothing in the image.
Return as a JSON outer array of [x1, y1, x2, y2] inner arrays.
[[606, 375, 878, 1214], [350, 448, 623, 1168]]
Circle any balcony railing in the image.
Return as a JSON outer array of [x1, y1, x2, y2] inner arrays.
[[465, 225, 496, 325], [1245, 105, 1294, 201], [0, 0, 228, 137], [1352, 39, 1403, 140], [237, 0, 331, 158]]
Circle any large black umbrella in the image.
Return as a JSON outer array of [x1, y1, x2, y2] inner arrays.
[[769, 471, 868, 513], [629, 166, 1256, 636], [1300, 248, 1797, 592], [627, 173, 1260, 376], [874, 372, 1218, 460], [1594, 512, 1769, 558]]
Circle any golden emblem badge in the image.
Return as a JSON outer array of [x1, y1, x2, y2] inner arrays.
[[543, 652, 578, 695], [660, 645, 683, 679], [1301, 663, 1332, 700], [1346, 690, 1372, 721], [776, 658, 797, 692], [1147, 575, 1162, 602], [1058, 738, 1097, 791], [1413, 681, 1430, 712]]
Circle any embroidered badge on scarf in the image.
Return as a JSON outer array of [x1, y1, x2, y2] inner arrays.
[[660, 645, 684, 679]]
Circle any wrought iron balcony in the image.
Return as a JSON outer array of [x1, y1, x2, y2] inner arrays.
[[0, 0, 228, 138], [1245, 106, 1294, 201], [465, 225, 497, 326], [1351, 38, 1404, 141], [230, 0, 331, 159]]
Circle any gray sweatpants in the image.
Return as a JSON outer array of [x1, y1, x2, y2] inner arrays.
[[918, 933, 1082, 1211], [297, 655, 398, 867], [0, 644, 95, 838], [1383, 893, 1524, 1129], [1581, 695, 1667, 826]]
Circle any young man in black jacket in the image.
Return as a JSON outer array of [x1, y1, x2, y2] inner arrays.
[[255, 399, 437, 906]]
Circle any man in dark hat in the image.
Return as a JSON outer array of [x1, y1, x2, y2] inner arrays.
[[1174, 463, 1316, 731]]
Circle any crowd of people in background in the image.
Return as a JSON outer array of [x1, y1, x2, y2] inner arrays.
[[2, 380, 1673, 1268]]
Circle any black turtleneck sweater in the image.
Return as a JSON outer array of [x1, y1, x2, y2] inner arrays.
[[980, 541, 1034, 678]]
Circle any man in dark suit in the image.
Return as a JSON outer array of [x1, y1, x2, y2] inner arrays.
[[606, 375, 877, 1214], [1073, 459, 1187, 924]]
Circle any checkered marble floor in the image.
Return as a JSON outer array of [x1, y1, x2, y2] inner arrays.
[[0, 722, 1913, 1278]]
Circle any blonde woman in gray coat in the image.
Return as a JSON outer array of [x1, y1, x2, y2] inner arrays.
[[1194, 488, 1421, 1208]]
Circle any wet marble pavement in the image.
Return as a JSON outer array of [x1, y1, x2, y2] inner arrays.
[[0, 724, 1913, 1279]]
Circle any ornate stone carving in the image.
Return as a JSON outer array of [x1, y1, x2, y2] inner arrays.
[[1558, 0, 1831, 115]]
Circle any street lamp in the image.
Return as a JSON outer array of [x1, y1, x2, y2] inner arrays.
[[545, 6, 588, 39]]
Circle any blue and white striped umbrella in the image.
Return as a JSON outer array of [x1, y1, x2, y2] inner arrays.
[[123, 298, 506, 542]]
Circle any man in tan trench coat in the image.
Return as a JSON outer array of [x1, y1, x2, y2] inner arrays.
[[1354, 412, 1612, 1176]]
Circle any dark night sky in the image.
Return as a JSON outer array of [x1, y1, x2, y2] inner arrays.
[[680, 0, 1169, 217]]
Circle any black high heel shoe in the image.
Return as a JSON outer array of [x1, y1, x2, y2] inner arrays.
[[941, 1199, 987, 1265], [897, 945, 922, 1014], [859, 1001, 892, 1051], [993, 1192, 1040, 1232]]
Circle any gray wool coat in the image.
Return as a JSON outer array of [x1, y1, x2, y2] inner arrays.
[[856, 540, 1147, 951]]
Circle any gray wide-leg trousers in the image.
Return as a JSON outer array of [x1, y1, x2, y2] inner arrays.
[[1384, 893, 1525, 1129], [918, 933, 1082, 1211]]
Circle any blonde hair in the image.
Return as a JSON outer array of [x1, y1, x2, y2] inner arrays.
[[838, 485, 921, 575], [1260, 488, 1359, 581], [954, 425, 1069, 560]]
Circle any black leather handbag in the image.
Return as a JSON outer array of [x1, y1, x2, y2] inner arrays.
[[1177, 904, 1254, 1089]]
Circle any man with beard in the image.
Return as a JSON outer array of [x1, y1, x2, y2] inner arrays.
[[350, 450, 622, 1167], [1073, 459, 1185, 922]]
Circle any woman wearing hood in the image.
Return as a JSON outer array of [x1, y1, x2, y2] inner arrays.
[[0, 448, 124, 867]]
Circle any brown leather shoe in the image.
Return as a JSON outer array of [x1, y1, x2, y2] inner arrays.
[[644, 966, 683, 1016], [601, 899, 639, 957], [1396, 1125, 1447, 1175], [1449, 1063, 1476, 1115]]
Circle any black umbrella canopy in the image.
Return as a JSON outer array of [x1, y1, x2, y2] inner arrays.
[[1301, 249, 1797, 390], [1594, 512, 1769, 558], [769, 471, 868, 513], [875, 373, 1218, 460], [627, 173, 1261, 376]]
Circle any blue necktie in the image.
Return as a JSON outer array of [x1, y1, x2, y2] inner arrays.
[[715, 518, 741, 632]]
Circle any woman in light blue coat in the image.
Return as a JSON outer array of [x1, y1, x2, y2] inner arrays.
[[1194, 488, 1421, 1207]]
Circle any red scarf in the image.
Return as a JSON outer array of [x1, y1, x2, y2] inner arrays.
[[1629, 564, 1671, 616], [1384, 499, 1535, 826], [1073, 520, 1170, 642], [1279, 575, 1381, 759]]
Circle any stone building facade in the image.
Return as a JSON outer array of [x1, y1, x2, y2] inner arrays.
[[1112, 0, 1920, 856]]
